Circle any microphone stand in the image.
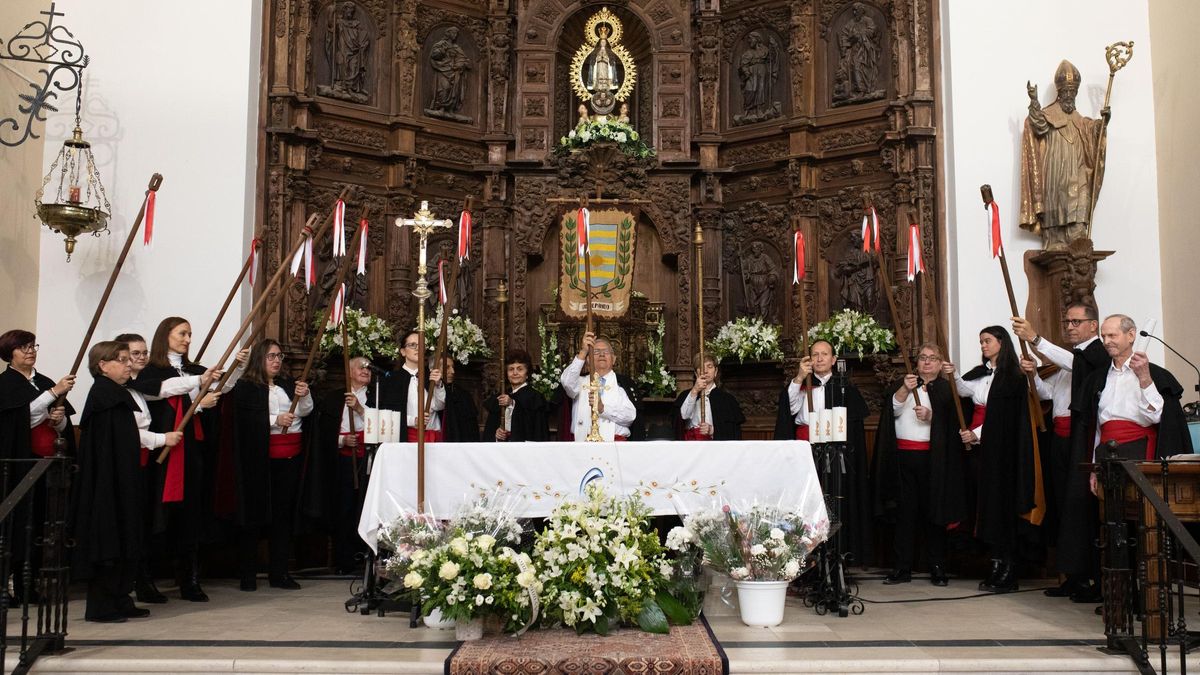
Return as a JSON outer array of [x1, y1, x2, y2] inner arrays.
[[1141, 331, 1200, 412]]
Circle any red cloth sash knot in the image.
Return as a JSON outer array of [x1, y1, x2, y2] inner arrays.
[[613, 434, 628, 442], [1100, 420, 1158, 460], [406, 428, 444, 443], [683, 428, 712, 441], [269, 432, 303, 459], [30, 421, 57, 457], [794, 424, 810, 441], [162, 396, 204, 503], [1053, 415, 1072, 439], [338, 431, 365, 457], [970, 404, 986, 431], [897, 439, 931, 451]]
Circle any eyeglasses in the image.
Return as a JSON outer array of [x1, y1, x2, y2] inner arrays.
[[17, 344, 39, 353], [593, 349, 612, 356], [266, 353, 285, 362], [916, 355, 941, 362], [1062, 319, 1095, 327], [128, 350, 148, 358], [403, 342, 420, 349]]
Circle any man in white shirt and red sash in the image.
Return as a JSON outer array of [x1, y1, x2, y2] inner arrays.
[[559, 332, 638, 442]]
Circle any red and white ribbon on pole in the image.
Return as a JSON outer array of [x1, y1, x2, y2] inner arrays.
[[331, 283, 346, 326], [861, 206, 879, 253], [143, 191, 157, 246], [332, 199, 346, 258], [458, 210, 472, 262], [248, 238, 261, 286], [576, 207, 590, 257], [987, 201, 1003, 258], [290, 231, 316, 291], [793, 231, 806, 284], [437, 259, 448, 305], [356, 219, 368, 275], [906, 222, 925, 281]]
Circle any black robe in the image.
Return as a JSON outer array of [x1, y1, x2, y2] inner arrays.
[[230, 377, 311, 529], [0, 367, 76, 459], [377, 368, 426, 439], [673, 387, 745, 441], [71, 376, 143, 579], [1058, 362, 1194, 575], [483, 386, 550, 442], [872, 377, 967, 527], [963, 364, 1038, 557], [772, 375, 873, 566], [442, 382, 480, 442]]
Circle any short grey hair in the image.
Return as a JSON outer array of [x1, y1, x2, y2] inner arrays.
[[1105, 314, 1137, 334]]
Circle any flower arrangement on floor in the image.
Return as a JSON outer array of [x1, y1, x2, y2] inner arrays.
[[555, 116, 655, 159], [533, 485, 697, 635], [706, 316, 785, 363], [530, 317, 565, 400], [636, 315, 676, 398], [420, 306, 492, 364], [672, 503, 828, 582], [317, 307, 399, 360], [807, 309, 895, 357]]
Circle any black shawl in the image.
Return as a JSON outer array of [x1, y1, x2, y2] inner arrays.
[[0, 367, 76, 459], [442, 382, 480, 442], [483, 386, 550, 442], [673, 387, 745, 441], [229, 377, 311, 528]]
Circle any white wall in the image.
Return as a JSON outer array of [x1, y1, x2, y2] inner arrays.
[[940, 0, 1162, 366], [33, 0, 261, 414]]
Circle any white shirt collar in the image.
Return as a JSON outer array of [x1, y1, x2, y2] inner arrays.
[[815, 372, 832, 385], [168, 352, 184, 368], [403, 363, 418, 375], [1076, 335, 1100, 350], [1110, 355, 1133, 374], [511, 382, 528, 394]]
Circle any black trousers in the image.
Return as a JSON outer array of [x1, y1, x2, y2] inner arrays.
[[893, 450, 946, 570], [333, 453, 368, 573], [238, 456, 300, 582], [1044, 432, 1072, 557], [85, 560, 136, 620]]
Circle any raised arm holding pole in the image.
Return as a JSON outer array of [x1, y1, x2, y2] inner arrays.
[[793, 217, 814, 414], [693, 222, 708, 426], [424, 197, 473, 417]]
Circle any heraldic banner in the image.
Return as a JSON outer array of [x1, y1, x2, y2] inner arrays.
[[559, 208, 637, 318]]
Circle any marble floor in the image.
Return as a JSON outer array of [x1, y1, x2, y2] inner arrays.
[[3, 570, 1188, 674]]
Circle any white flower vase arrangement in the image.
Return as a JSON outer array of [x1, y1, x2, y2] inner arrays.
[[531, 316, 566, 400], [421, 306, 492, 364], [672, 503, 828, 627], [807, 309, 896, 357], [636, 315, 676, 398], [707, 317, 785, 364], [317, 307, 400, 361]]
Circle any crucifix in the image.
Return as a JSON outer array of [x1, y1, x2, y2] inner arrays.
[[395, 200, 454, 511]]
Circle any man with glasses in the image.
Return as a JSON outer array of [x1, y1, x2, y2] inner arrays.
[[1012, 302, 1108, 602], [873, 343, 966, 586], [559, 331, 637, 442], [379, 331, 445, 442]]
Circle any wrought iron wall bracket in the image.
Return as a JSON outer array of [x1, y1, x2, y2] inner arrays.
[[0, 2, 88, 148]]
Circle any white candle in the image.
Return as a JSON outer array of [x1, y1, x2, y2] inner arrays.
[[832, 407, 848, 442], [377, 410, 391, 445], [389, 410, 403, 443], [364, 407, 380, 444], [817, 409, 833, 443]]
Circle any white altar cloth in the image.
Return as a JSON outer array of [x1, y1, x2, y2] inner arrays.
[[358, 440, 826, 552]]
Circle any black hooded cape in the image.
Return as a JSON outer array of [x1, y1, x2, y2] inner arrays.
[[71, 376, 143, 579], [0, 367, 76, 459], [483, 386, 550, 442], [228, 377, 314, 529], [441, 382, 480, 442], [673, 387, 745, 441]]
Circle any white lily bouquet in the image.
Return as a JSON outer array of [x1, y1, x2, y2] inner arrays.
[[807, 309, 895, 356], [533, 485, 696, 634], [636, 315, 676, 397], [317, 307, 399, 360], [420, 306, 492, 364], [707, 316, 785, 363], [673, 502, 829, 582], [530, 317, 566, 400]]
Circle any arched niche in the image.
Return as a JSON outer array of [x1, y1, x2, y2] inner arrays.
[[313, 1, 383, 108], [419, 24, 483, 126]]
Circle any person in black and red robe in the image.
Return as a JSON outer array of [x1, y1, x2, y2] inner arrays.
[[321, 356, 372, 574], [0, 329, 76, 604], [378, 331, 446, 442], [675, 352, 744, 441], [484, 349, 549, 443]]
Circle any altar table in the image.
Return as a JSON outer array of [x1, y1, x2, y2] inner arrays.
[[358, 440, 826, 552]]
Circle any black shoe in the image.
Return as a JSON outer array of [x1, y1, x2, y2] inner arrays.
[[269, 576, 301, 590], [1043, 581, 1075, 597], [86, 613, 127, 623], [1070, 586, 1102, 603], [179, 582, 209, 602], [982, 563, 1018, 593], [135, 579, 168, 604], [930, 565, 949, 587], [882, 569, 911, 585], [122, 606, 151, 618], [978, 559, 1004, 591]]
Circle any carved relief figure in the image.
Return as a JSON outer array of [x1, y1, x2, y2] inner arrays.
[[739, 241, 779, 323], [734, 31, 782, 125], [835, 231, 876, 314], [425, 27, 472, 122], [832, 2, 884, 106], [318, 2, 372, 104], [1019, 60, 1109, 251]]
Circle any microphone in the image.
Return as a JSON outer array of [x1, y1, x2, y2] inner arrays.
[[1139, 330, 1200, 397], [363, 362, 390, 376]]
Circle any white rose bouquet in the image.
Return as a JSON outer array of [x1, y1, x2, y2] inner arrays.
[[317, 307, 399, 360], [421, 306, 492, 364], [675, 503, 828, 582], [707, 316, 785, 363]]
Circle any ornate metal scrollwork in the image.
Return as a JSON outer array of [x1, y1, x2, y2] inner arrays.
[[0, 2, 89, 147]]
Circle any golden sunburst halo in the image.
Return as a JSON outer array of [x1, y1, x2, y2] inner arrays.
[[570, 8, 637, 104], [583, 7, 622, 47]]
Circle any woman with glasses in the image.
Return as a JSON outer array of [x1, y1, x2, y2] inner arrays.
[[130, 317, 247, 602], [378, 331, 446, 441], [231, 339, 312, 591], [0, 329, 76, 604], [72, 341, 148, 622]]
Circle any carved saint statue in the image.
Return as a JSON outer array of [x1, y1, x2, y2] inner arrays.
[[588, 25, 619, 93], [832, 2, 884, 106], [425, 27, 472, 122], [1019, 60, 1110, 251], [318, 2, 372, 104], [739, 241, 779, 323], [734, 31, 781, 125], [835, 231, 876, 314]]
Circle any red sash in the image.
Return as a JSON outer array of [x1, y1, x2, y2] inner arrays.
[[794, 425, 810, 441], [30, 421, 57, 457], [1100, 420, 1158, 461], [683, 428, 712, 441], [613, 435, 628, 442], [970, 404, 986, 431], [406, 428, 443, 443], [1053, 415, 1071, 439], [140, 447, 150, 467], [897, 439, 930, 451], [269, 432, 303, 459], [162, 396, 204, 503], [339, 431, 366, 457]]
